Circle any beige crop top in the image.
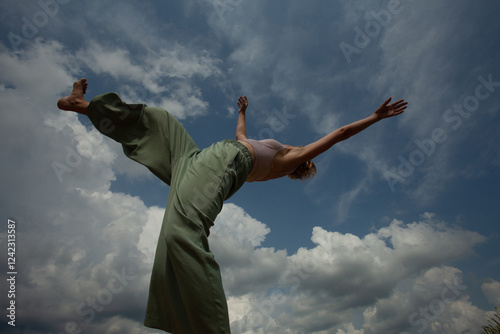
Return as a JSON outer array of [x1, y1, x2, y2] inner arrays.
[[241, 139, 295, 182]]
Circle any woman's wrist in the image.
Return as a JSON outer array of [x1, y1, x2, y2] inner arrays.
[[370, 112, 383, 122]]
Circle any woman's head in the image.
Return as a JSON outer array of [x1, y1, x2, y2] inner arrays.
[[288, 160, 317, 180]]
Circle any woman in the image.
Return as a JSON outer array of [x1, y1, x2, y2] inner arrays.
[[58, 78, 407, 334], [235, 95, 405, 182]]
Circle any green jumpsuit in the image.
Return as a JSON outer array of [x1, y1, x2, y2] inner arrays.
[[87, 93, 253, 334]]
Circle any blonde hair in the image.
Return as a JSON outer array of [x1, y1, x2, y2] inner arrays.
[[288, 160, 317, 180]]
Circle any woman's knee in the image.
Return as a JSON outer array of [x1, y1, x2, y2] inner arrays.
[[164, 216, 207, 253]]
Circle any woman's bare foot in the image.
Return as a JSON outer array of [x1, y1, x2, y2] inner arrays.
[[57, 78, 90, 115]]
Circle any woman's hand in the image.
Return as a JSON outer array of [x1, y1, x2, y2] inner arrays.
[[374, 97, 408, 119], [236, 96, 248, 139], [238, 96, 248, 113]]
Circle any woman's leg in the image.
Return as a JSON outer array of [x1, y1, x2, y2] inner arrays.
[[87, 92, 200, 185], [59, 79, 199, 185], [144, 140, 253, 334]]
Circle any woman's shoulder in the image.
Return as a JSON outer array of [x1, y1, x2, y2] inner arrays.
[[281, 146, 305, 159], [273, 146, 303, 170]]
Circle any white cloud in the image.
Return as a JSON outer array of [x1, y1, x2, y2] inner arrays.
[[78, 41, 224, 119], [361, 267, 485, 334], [0, 39, 78, 96], [153, 81, 210, 119], [482, 279, 500, 307], [213, 203, 271, 247], [0, 40, 152, 332], [152, 47, 223, 81], [77, 42, 146, 82], [211, 204, 287, 296], [337, 323, 365, 334], [137, 206, 165, 264], [213, 212, 486, 334]]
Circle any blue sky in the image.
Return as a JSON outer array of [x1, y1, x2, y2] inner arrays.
[[1, 0, 499, 333]]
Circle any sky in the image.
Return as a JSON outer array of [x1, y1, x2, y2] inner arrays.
[[0, 0, 500, 333]]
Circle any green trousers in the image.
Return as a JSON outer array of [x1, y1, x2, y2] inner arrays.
[[87, 93, 253, 334]]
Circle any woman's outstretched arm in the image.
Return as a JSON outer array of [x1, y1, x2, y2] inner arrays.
[[289, 98, 408, 162], [236, 96, 248, 140]]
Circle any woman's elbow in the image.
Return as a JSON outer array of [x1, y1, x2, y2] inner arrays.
[[337, 126, 351, 141]]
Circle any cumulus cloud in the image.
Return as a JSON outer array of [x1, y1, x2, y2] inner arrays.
[[209, 210, 486, 334], [211, 204, 287, 296], [0, 39, 194, 333], [76, 42, 143, 81], [0, 42, 148, 331], [360, 267, 486, 334], [337, 323, 365, 334], [76, 40, 224, 119], [482, 279, 500, 307]]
